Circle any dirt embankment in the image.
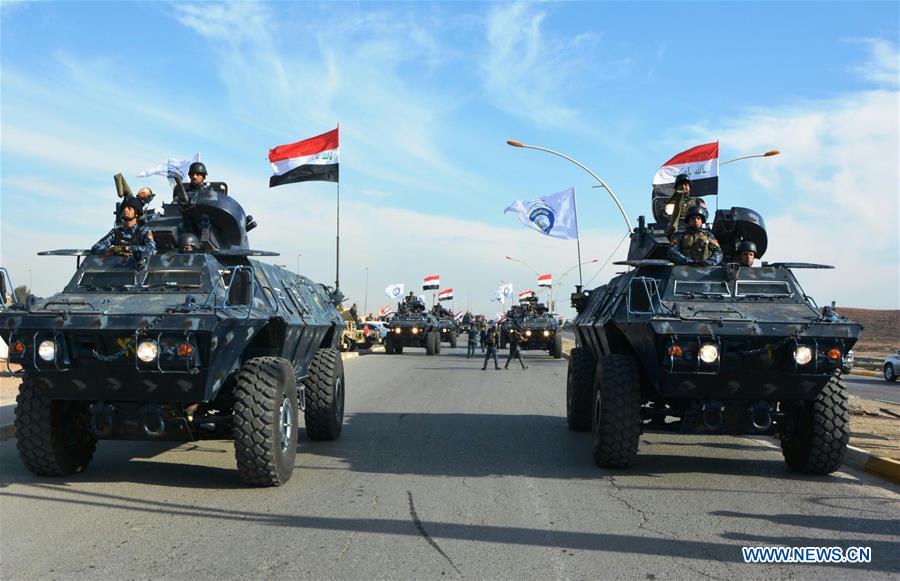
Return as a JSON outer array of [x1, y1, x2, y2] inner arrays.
[[834, 307, 899, 356]]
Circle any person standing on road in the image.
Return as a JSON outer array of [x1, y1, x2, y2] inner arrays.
[[466, 325, 479, 359], [481, 323, 501, 370], [479, 323, 487, 353], [504, 328, 528, 370]]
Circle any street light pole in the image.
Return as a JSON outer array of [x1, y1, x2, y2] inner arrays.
[[296, 253, 302, 274], [552, 258, 600, 310], [505, 255, 551, 307], [364, 267, 369, 317], [720, 150, 780, 166], [507, 140, 632, 235]]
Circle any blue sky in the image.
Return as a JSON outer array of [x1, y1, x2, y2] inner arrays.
[[1, 1, 898, 315]]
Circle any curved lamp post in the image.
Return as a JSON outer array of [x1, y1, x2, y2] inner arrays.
[[505, 255, 551, 307], [507, 140, 632, 235], [551, 258, 599, 312], [720, 150, 780, 166]]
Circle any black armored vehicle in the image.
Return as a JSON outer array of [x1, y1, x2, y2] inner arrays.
[[431, 304, 459, 348], [567, 199, 861, 475], [384, 299, 441, 355], [1, 175, 346, 487], [501, 297, 562, 358]]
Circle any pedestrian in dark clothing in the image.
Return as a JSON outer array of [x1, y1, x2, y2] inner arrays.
[[479, 325, 486, 353], [504, 328, 528, 370], [482, 325, 500, 370], [466, 326, 479, 359]]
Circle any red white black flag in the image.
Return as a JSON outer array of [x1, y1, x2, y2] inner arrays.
[[652, 141, 719, 198], [438, 288, 453, 301], [518, 290, 535, 300], [268, 127, 339, 188], [423, 275, 440, 290], [537, 274, 552, 287]]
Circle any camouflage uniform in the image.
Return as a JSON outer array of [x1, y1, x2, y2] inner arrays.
[[91, 223, 157, 261], [668, 228, 722, 266], [482, 327, 500, 370], [504, 328, 527, 370]]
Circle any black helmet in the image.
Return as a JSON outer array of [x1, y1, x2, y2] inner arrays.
[[684, 204, 708, 224], [737, 240, 757, 254], [188, 162, 207, 177], [674, 173, 691, 189], [121, 196, 145, 216], [178, 232, 200, 249]]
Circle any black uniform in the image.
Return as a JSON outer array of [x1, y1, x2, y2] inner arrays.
[[482, 327, 500, 370], [504, 328, 527, 370]]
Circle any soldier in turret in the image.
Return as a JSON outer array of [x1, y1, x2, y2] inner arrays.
[[668, 205, 722, 266], [736, 240, 757, 267], [92, 197, 156, 261]]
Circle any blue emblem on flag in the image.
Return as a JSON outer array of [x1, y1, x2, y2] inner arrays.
[[527, 202, 556, 234], [392, 287, 401, 297]]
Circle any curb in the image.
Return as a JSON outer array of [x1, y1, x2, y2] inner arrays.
[[340, 352, 359, 361], [843, 445, 900, 484], [849, 369, 880, 378]]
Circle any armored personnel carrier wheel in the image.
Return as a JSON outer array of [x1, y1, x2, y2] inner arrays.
[[303, 348, 345, 441], [449, 331, 458, 348], [780, 375, 850, 474], [233, 357, 298, 487], [592, 354, 642, 468], [425, 332, 437, 356], [435, 333, 442, 355], [15, 376, 97, 476], [395, 345, 404, 354], [551, 334, 563, 358], [566, 347, 596, 431], [884, 363, 896, 382], [384, 335, 395, 354]]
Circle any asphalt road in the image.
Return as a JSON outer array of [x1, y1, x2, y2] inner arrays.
[[1, 347, 898, 580]]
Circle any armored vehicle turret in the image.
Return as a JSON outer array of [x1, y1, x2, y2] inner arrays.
[[567, 201, 860, 475], [383, 298, 441, 355], [2, 174, 346, 487]]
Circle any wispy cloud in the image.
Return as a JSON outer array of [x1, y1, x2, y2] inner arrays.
[[481, 2, 595, 127], [849, 38, 899, 88]]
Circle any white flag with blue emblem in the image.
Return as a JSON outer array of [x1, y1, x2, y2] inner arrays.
[[504, 187, 579, 240], [498, 283, 514, 303], [385, 283, 404, 300]]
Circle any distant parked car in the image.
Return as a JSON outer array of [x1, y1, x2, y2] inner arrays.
[[842, 350, 854, 374], [364, 321, 390, 343], [883, 350, 900, 382]]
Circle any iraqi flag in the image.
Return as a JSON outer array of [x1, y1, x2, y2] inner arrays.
[[454, 311, 465, 322], [423, 275, 440, 290], [438, 288, 454, 301], [379, 305, 393, 317], [268, 127, 339, 188], [518, 290, 535, 301], [537, 274, 552, 287], [652, 141, 719, 199]]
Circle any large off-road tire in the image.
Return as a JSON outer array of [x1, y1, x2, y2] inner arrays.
[[15, 376, 97, 476], [303, 348, 345, 441], [425, 331, 437, 356], [780, 375, 850, 474], [435, 332, 442, 355], [566, 347, 596, 431], [551, 334, 563, 358], [884, 363, 896, 382], [233, 357, 298, 487], [592, 354, 642, 468], [449, 332, 458, 348], [395, 344, 404, 354], [384, 335, 395, 354]]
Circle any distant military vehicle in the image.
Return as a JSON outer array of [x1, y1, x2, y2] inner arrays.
[[567, 201, 860, 475], [431, 304, 458, 348], [384, 299, 441, 355], [338, 306, 379, 351], [500, 297, 562, 358], [1, 174, 346, 487]]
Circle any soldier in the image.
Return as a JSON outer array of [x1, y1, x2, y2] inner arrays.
[[668, 205, 722, 266], [504, 327, 528, 370], [349, 303, 359, 321], [466, 324, 479, 359], [665, 174, 708, 236], [481, 323, 501, 370], [737, 240, 757, 267], [178, 232, 200, 253], [479, 322, 487, 353], [92, 197, 156, 261], [187, 162, 208, 189]]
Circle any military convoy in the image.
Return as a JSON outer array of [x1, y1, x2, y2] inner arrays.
[[1, 175, 346, 487], [431, 304, 459, 348], [567, 199, 861, 474], [500, 297, 563, 358]]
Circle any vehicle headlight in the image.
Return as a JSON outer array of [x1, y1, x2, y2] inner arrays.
[[524, 330, 532, 336], [698, 343, 719, 364], [543, 330, 551, 337], [411, 327, 419, 335], [442, 328, 447, 332], [137, 340, 159, 363], [394, 327, 401, 334], [38, 340, 56, 362], [664, 202, 676, 216], [793, 345, 813, 365]]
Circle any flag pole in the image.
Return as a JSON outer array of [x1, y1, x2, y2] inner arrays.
[[335, 123, 341, 292], [575, 187, 584, 288]]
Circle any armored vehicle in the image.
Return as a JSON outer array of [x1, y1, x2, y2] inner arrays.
[[384, 300, 441, 355], [1, 175, 346, 487], [567, 202, 860, 475], [431, 304, 458, 348], [338, 306, 378, 351], [500, 297, 562, 357]]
